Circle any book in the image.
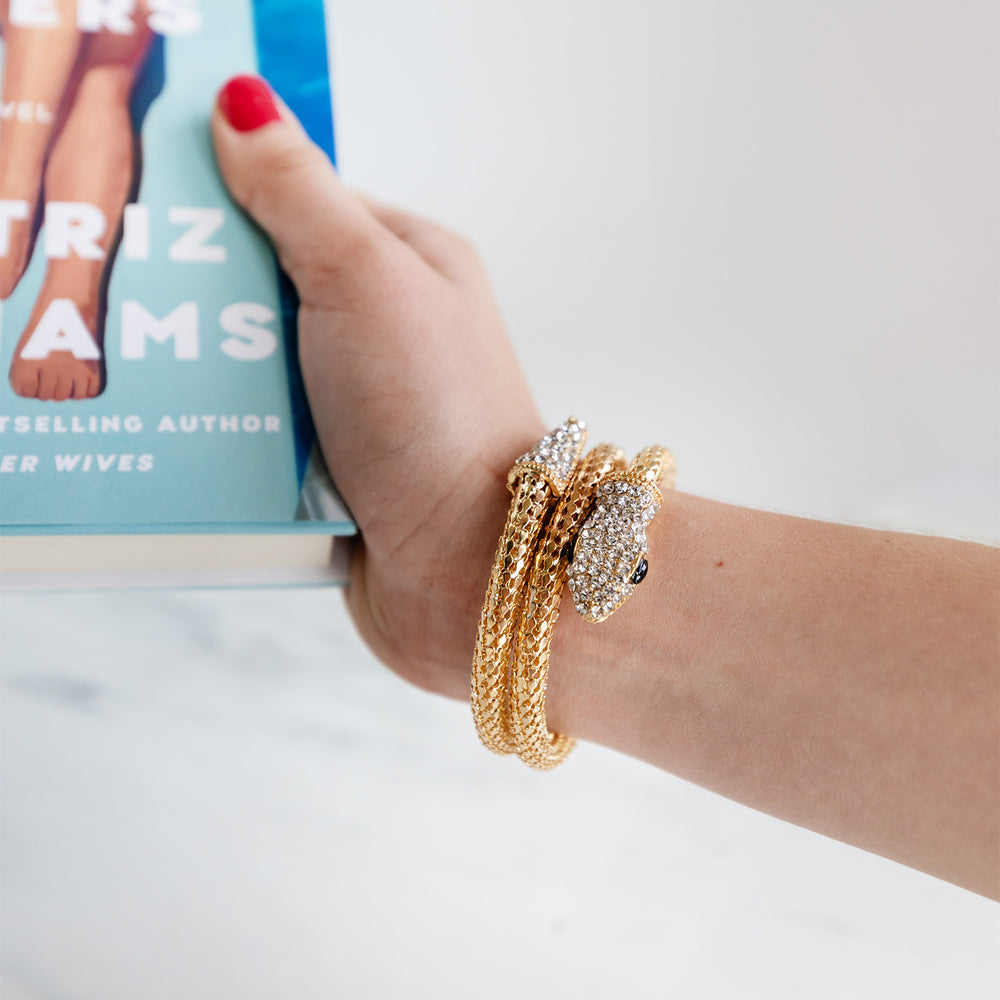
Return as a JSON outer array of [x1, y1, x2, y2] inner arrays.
[[0, 0, 355, 589]]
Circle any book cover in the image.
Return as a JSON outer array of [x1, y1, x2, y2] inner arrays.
[[0, 0, 354, 585]]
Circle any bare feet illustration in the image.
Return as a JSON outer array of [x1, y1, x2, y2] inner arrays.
[[0, 0, 156, 399], [8, 291, 103, 400], [0, 4, 78, 297]]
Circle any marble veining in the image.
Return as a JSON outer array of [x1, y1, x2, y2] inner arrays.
[[1, 589, 998, 999]]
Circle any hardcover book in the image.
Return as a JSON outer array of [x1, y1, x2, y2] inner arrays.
[[0, 0, 355, 589]]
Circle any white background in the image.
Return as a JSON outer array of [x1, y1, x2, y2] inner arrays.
[[2, 1, 998, 997]]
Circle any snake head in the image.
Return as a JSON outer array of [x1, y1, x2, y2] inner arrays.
[[566, 477, 661, 622]]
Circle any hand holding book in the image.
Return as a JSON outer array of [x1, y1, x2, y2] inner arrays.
[[213, 75, 548, 700], [211, 76, 998, 899], [0, 7, 353, 558]]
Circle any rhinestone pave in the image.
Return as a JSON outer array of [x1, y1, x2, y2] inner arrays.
[[509, 417, 587, 495], [509, 442, 626, 769], [566, 477, 661, 622], [473, 418, 589, 756]]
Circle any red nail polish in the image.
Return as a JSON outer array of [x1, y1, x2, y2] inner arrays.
[[217, 75, 282, 132]]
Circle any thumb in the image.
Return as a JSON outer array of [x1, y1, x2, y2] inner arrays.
[[211, 75, 388, 304]]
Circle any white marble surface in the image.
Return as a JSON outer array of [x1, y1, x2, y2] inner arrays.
[[2, 0, 999, 996], [1, 590, 998, 999]]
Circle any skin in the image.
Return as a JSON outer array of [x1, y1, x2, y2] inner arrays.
[[210, 83, 1000, 900], [0, 0, 153, 398], [0, 0, 80, 298]]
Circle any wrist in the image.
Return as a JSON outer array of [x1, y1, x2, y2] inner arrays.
[[469, 426, 677, 767], [543, 493, 682, 751], [355, 418, 548, 704]]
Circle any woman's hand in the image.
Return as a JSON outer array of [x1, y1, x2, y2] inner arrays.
[[212, 76, 999, 898], [211, 76, 545, 700]]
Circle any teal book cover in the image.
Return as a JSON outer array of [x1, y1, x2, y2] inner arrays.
[[0, 0, 353, 538]]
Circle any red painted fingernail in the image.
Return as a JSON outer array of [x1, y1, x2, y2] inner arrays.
[[217, 75, 282, 132]]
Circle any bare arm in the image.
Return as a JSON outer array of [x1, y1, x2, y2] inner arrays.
[[548, 493, 999, 898], [211, 76, 1000, 899]]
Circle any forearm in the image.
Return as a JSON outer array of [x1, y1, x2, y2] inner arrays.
[[545, 492, 1000, 898], [207, 90, 997, 899]]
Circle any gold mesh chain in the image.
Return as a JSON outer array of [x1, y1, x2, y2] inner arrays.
[[471, 472, 555, 754], [631, 444, 676, 491], [509, 443, 626, 769], [471, 420, 675, 770], [472, 419, 587, 755]]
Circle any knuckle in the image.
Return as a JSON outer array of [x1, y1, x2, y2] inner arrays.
[[441, 230, 490, 286], [435, 225, 482, 265], [241, 140, 326, 219], [450, 230, 481, 261], [286, 229, 395, 306]]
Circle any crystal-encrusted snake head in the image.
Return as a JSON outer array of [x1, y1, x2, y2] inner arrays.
[[566, 476, 661, 622], [509, 417, 587, 496]]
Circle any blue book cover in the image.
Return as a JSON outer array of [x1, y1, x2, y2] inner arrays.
[[0, 0, 353, 540]]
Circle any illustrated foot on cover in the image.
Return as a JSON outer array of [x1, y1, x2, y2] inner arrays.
[[9, 290, 104, 400]]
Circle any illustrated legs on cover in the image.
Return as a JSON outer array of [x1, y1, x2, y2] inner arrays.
[[0, 0, 157, 400], [0, 0, 80, 298]]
